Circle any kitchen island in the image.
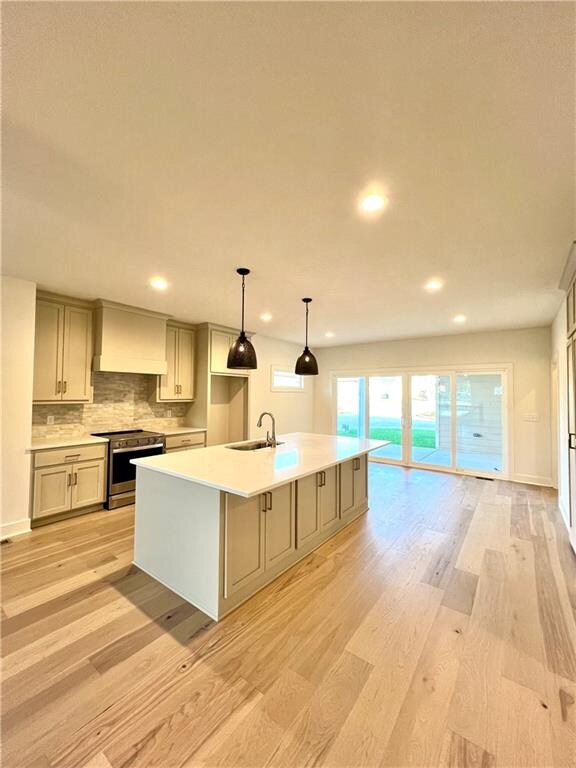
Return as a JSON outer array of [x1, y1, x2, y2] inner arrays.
[[132, 432, 386, 620]]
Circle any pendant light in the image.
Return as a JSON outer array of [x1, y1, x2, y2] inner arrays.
[[295, 298, 319, 376], [227, 268, 258, 370]]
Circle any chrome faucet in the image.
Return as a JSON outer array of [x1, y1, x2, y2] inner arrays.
[[257, 412, 277, 447]]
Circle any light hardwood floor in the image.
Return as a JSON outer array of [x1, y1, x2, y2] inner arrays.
[[1, 464, 575, 768]]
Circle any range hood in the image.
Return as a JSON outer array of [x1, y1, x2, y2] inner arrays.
[[92, 300, 170, 375]]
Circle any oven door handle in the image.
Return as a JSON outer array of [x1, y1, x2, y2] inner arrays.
[[112, 443, 165, 454]]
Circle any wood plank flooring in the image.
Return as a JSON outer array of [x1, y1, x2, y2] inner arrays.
[[1, 464, 575, 768]]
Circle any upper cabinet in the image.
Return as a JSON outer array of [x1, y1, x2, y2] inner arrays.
[[210, 328, 251, 375], [157, 324, 196, 401], [33, 299, 93, 403]]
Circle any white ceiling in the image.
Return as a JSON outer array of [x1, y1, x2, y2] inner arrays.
[[3, 2, 574, 346]]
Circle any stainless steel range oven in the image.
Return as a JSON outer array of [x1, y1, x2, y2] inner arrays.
[[91, 429, 165, 509]]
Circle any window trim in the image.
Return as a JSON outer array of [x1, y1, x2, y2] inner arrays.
[[270, 365, 305, 393]]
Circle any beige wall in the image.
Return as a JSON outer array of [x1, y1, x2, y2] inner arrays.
[[248, 334, 315, 440], [552, 300, 569, 524], [1, 276, 36, 537], [314, 327, 552, 486]]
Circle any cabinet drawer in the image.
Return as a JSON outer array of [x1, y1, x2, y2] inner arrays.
[[34, 444, 106, 468], [165, 432, 206, 451]]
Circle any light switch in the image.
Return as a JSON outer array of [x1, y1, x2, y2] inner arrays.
[[47, 415, 55, 425]]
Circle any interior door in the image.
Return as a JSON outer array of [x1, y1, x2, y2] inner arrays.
[[61, 306, 92, 401], [178, 329, 195, 400], [33, 300, 64, 402]]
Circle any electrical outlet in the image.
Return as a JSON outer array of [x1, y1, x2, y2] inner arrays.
[[167, 409, 172, 418], [47, 415, 55, 425]]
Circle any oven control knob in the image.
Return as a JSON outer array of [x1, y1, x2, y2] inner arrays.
[[118, 440, 126, 448]]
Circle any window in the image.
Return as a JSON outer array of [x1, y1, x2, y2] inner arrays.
[[271, 366, 304, 392]]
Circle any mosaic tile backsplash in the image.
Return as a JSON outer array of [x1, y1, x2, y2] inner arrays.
[[32, 372, 189, 439]]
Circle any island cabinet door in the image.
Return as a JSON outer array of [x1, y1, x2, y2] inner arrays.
[[353, 455, 368, 507], [339, 459, 355, 518], [319, 466, 339, 530], [296, 473, 321, 547], [224, 494, 266, 597], [265, 484, 295, 569]]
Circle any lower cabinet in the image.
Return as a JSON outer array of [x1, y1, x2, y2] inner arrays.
[[222, 455, 369, 614], [340, 455, 367, 520], [224, 484, 295, 597], [224, 494, 265, 597], [32, 444, 107, 521]]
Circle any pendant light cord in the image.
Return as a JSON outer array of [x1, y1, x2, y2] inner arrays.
[[241, 274, 245, 333], [305, 301, 309, 347]]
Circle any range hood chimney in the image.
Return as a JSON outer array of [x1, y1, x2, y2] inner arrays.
[[92, 300, 170, 375]]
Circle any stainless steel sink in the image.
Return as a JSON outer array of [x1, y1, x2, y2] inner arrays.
[[226, 440, 284, 451]]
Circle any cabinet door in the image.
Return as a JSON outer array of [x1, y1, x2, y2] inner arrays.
[[71, 460, 106, 509], [158, 325, 179, 401], [353, 455, 368, 508], [296, 473, 321, 547], [33, 465, 71, 519], [265, 484, 295, 568], [320, 466, 339, 530], [62, 306, 92, 401], [211, 330, 232, 374], [33, 300, 64, 402], [224, 494, 265, 597], [339, 459, 355, 518], [177, 328, 195, 400]]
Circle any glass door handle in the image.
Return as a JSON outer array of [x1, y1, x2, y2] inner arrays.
[[569, 434, 576, 450]]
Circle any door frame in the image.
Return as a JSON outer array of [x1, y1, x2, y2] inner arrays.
[[331, 363, 513, 481]]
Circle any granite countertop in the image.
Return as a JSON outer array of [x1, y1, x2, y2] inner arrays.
[[132, 432, 388, 497], [29, 435, 110, 452]]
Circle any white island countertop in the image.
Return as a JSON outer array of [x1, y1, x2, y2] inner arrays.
[[132, 432, 388, 497]]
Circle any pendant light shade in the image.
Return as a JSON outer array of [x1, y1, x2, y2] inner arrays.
[[295, 298, 319, 376], [227, 268, 257, 370]]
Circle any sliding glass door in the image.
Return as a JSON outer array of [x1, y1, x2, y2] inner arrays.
[[336, 377, 365, 438], [334, 368, 506, 477], [410, 374, 452, 467], [455, 373, 504, 473], [368, 376, 404, 461]]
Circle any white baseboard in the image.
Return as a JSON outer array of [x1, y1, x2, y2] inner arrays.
[[1, 517, 31, 540], [510, 474, 554, 488], [558, 497, 570, 529]]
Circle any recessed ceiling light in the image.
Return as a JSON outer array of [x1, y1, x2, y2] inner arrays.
[[325, 331, 335, 338], [359, 193, 388, 215], [453, 314, 467, 324], [260, 312, 273, 322], [149, 276, 168, 291], [424, 278, 444, 292]]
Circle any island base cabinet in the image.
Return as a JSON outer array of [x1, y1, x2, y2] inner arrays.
[[320, 465, 339, 530], [132, 454, 372, 622], [224, 485, 296, 598], [340, 456, 368, 521], [224, 494, 265, 598], [265, 484, 296, 570]]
